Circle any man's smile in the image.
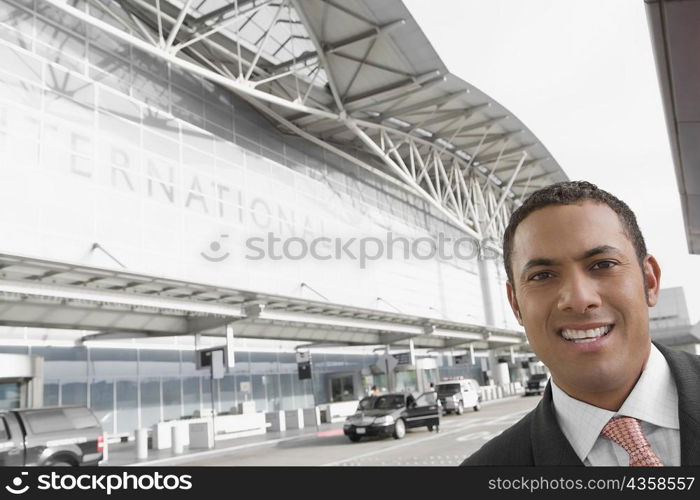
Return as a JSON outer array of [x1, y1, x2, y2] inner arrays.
[[557, 323, 614, 343]]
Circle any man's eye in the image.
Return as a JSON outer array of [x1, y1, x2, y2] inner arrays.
[[529, 272, 552, 281], [591, 260, 616, 270]]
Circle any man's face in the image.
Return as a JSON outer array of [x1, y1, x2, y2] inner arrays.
[[506, 201, 661, 400]]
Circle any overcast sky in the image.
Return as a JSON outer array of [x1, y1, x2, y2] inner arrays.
[[404, 0, 700, 324]]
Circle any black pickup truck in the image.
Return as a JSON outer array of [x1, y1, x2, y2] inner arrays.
[[0, 406, 104, 466]]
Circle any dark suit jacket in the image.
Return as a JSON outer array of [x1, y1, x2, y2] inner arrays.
[[461, 342, 700, 465]]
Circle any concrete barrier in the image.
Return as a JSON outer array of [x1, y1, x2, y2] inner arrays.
[[265, 410, 286, 432], [321, 400, 359, 423], [285, 409, 304, 430], [237, 401, 256, 414], [303, 407, 321, 427], [151, 422, 172, 450], [189, 421, 214, 449]]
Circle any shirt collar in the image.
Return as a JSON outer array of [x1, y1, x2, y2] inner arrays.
[[551, 343, 679, 463], [618, 343, 679, 429]]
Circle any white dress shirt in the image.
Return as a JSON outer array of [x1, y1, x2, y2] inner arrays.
[[551, 344, 681, 466]]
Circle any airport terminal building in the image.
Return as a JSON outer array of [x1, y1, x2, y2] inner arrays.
[[0, 0, 573, 436]]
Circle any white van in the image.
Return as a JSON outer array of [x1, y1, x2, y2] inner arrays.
[[435, 379, 481, 415]]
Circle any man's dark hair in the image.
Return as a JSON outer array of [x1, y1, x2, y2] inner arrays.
[[502, 181, 647, 283]]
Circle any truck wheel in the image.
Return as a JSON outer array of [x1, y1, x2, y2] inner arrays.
[[473, 402, 481, 411], [427, 424, 434, 432], [456, 402, 464, 415], [393, 419, 406, 439], [46, 460, 73, 467]]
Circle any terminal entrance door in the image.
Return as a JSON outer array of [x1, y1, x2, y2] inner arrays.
[[330, 375, 355, 402], [0, 380, 22, 410]]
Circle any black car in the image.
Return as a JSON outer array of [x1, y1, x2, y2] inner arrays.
[[525, 373, 549, 396], [343, 391, 440, 442]]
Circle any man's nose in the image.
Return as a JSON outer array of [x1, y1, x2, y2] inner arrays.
[[557, 272, 602, 313]]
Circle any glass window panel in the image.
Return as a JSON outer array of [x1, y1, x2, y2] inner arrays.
[[98, 87, 140, 123], [0, 382, 21, 410], [180, 351, 199, 377], [293, 375, 313, 409], [201, 375, 213, 413], [219, 375, 236, 414], [204, 99, 232, 132], [235, 373, 251, 412], [89, 378, 113, 434], [132, 69, 169, 112], [131, 46, 167, 79], [0, 73, 42, 109], [139, 349, 180, 377], [280, 373, 294, 410], [61, 380, 87, 405], [267, 374, 280, 411], [140, 378, 161, 428], [0, 345, 28, 355], [89, 54, 131, 94], [116, 379, 137, 434], [251, 374, 267, 413], [89, 348, 137, 378], [31, 346, 86, 380], [162, 378, 181, 421], [182, 376, 200, 418], [43, 380, 59, 407], [0, 1, 34, 49]]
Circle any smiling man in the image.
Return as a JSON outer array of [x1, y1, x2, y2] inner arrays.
[[462, 181, 700, 466]]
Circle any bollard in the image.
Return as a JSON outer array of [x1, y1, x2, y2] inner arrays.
[[172, 423, 184, 455], [135, 428, 148, 460]]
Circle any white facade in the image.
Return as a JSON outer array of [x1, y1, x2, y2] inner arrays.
[[0, 0, 517, 327]]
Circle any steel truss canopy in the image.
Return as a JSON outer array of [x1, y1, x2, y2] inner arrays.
[[45, 0, 566, 241], [0, 253, 525, 349], [646, 0, 700, 254]]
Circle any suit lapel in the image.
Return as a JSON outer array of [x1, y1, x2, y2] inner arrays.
[[656, 342, 700, 465], [530, 383, 584, 465]]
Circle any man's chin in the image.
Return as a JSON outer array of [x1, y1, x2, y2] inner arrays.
[[553, 371, 628, 399]]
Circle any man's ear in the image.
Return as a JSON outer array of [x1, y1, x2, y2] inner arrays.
[[643, 254, 661, 307], [506, 281, 523, 325]]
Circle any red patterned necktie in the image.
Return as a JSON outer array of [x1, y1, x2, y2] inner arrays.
[[600, 416, 663, 466]]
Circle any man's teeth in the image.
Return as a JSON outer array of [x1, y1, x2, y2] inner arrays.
[[561, 325, 612, 342]]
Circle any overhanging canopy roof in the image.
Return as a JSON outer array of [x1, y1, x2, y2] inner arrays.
[[0, 253, 526, 350], [45, 0, 567, 240], [646, 0, 700, 254]]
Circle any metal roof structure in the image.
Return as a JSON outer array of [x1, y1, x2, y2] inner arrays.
[[2, 0, 571, 350], [646, 0, 700, 254], [46, 0, 567, 241], [0, 253, 526, 350]]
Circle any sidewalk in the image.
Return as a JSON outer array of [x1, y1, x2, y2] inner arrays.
[[102, 421, 346, 466]]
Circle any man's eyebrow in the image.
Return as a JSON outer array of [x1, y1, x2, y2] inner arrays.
[[519, 245, 621, 278], [579, 245, 620, 260]]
